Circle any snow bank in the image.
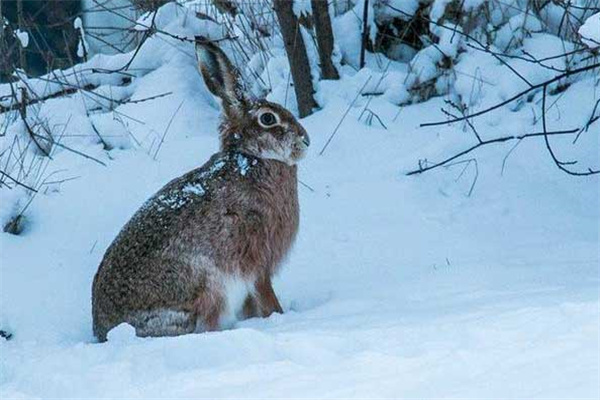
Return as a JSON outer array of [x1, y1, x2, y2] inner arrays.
[[579, 12, 600, 48]]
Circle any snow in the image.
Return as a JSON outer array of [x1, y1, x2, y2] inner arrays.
[[80, 0, 139, 55], [14, 29, 28, 48], [74, 16, 83, 30], [182, 183, 205, 196], [332, 8, 364, 69], [434, 23, 462, 58], [235, 153, 251, 176], [293, 0, 312, 18], [375, 0, 419, 23], [494, 13, 543, 51], [430, 0, 454, 22], [74, 17, 88, 59], [406, 45, 445, 89], [107, 323, 137, 342], [332, 0, 377, 69], [1, 2, 599, 399], [579, 12, 600, 48]]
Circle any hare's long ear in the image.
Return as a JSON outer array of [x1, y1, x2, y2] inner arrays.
[[195, 37, 247, 119]]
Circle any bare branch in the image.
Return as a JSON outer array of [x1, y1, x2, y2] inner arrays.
[[406, 129, 579, 176], [541, 84, 599, 176], [0, 170, 37, 192], [421, 62, 600, 128]]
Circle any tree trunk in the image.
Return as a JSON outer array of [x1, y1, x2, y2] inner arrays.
[[359, 0, 369, 69], [16, 0, 27, 72], [311, 0, 339, 80], [273, 0, 317, 118]]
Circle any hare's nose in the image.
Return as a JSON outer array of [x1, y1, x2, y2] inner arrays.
[[301, 133, 310, 147]]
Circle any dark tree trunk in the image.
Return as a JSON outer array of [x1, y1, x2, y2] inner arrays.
[[311, 0, 339, 80], [360, 0, 369, 69], [273, 0, 317, 118], [16, 0, 27, 72]]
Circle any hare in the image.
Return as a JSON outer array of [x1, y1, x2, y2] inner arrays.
[[92, 38, 310, 341]]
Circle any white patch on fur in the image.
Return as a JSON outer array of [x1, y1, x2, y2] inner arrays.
[[219, 275, 254, 328], [154, 193, 188, 210], [235, 153, 250, 175], [184, 252, 218, 278], [142, 157, 227, 213], [182, 183, 205, 196], [260, 148, 294, 165], [204, 159, 226, 175]]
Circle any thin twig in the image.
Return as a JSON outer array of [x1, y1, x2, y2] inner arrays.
[[319, 76, 372, 156], [0, 170, 37, 192], [421, 62, 600, 128], [153, 99, 185, 160], [406, 129, 579, 175], [541, 84, 599, 176]]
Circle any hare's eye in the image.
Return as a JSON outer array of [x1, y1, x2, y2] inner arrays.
[[259, 112, 277, 127]]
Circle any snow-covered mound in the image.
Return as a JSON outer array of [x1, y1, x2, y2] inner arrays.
[[579, 11, 600, 48], [1, 2, 598, 398]]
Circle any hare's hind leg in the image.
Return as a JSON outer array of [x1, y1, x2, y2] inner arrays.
[[240, 277, 282, 321], [242, 294, 260, 319], [127, 290, 226, 337], [190, 281, 227, 332], [240, 276, 283, 321], [127, 309, 197, 337], [254, 276, 283, 317]]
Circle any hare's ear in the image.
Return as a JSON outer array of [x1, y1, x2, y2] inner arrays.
[[195, 37, 247, 118]]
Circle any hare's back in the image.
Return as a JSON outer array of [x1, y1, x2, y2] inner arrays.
[[94, 154, 240, 302], [101, 152, 236, 267]]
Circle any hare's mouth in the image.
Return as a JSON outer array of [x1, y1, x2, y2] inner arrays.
[[292, 143, 308, 162], [301, 135, 310, 148], [297, 134, 310, 154]]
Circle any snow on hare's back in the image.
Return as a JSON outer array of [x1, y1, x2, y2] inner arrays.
[[92, 38, 310, 341]]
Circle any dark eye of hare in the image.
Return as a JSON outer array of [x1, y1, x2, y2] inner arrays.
[[259, 112, 277, 127]]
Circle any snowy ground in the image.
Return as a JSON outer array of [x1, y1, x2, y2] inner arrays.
[[1, 4, 599, 398], [1, 89, 598, 397]]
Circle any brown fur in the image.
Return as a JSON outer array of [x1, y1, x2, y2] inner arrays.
[[91, 39, 309, 341]]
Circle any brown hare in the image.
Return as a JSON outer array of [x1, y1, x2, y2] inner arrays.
[[92, 38, 310, 341]]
